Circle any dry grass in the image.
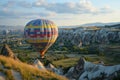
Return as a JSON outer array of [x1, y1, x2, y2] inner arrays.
[[4, 69, 15, 80], [0, 55, 68, 80]]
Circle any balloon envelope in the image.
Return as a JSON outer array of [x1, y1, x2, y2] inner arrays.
[[24, 19, 58, 58]]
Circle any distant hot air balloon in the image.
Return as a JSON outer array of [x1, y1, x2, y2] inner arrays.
[[24, 19, 58, 58]]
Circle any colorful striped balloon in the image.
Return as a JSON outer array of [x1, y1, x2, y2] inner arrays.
[[24, 19, 58, 58]]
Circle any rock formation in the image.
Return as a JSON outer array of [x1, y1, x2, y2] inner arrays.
[[47, 63, 63, 75], [33, 59, 46, 70], [65, 57, 120, 80], [58, 26, 120, 46], [0, 44, 19, 60], [65, 57, 85, 79]]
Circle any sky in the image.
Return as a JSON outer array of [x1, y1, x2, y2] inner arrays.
[[0, 0, 120, 26]]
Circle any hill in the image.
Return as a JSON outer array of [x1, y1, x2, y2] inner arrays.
[[0, 55, 67, 80], [59, 22, 120, 28], [80, 22, 120, 27]]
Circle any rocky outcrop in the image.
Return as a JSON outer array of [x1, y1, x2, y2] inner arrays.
[[47, 63, 63, 75], [0, 44, 19, 60], [65, 57, 85, 79], [65, 57, 120, 80], [33, 61, 64, 75], [33, 59, 46, 70]]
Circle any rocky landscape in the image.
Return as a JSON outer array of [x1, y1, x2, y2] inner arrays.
[[58, 24, 120, 46], [0, 23, 120, 80], [0, 44, 120, 80]]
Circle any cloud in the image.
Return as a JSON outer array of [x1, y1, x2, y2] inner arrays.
[[33, 0, 46, 7], [0, 0, 113, 19], [18, 1, 32, 8], [33, 0, 112, 14], [0, 8, 18, 18], [2, 0, 16, 8], [21, 12, 56, 19], [0, 7, 56, 19], [0, 0, 56, 19], [92, 5, 113, 15]]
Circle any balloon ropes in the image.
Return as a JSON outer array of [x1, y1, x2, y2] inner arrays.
[[24, 19, 58, 58]]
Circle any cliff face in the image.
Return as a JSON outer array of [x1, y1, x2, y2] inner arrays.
[[58, 25, 120, 46]]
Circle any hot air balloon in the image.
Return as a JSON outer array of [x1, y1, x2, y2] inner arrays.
[[24, 19, 58, 58]]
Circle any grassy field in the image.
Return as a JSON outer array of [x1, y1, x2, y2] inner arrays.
[[53, 57, 79, 68]]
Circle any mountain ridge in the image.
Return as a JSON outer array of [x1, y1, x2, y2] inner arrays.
[[59, 22, 120, 28]]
